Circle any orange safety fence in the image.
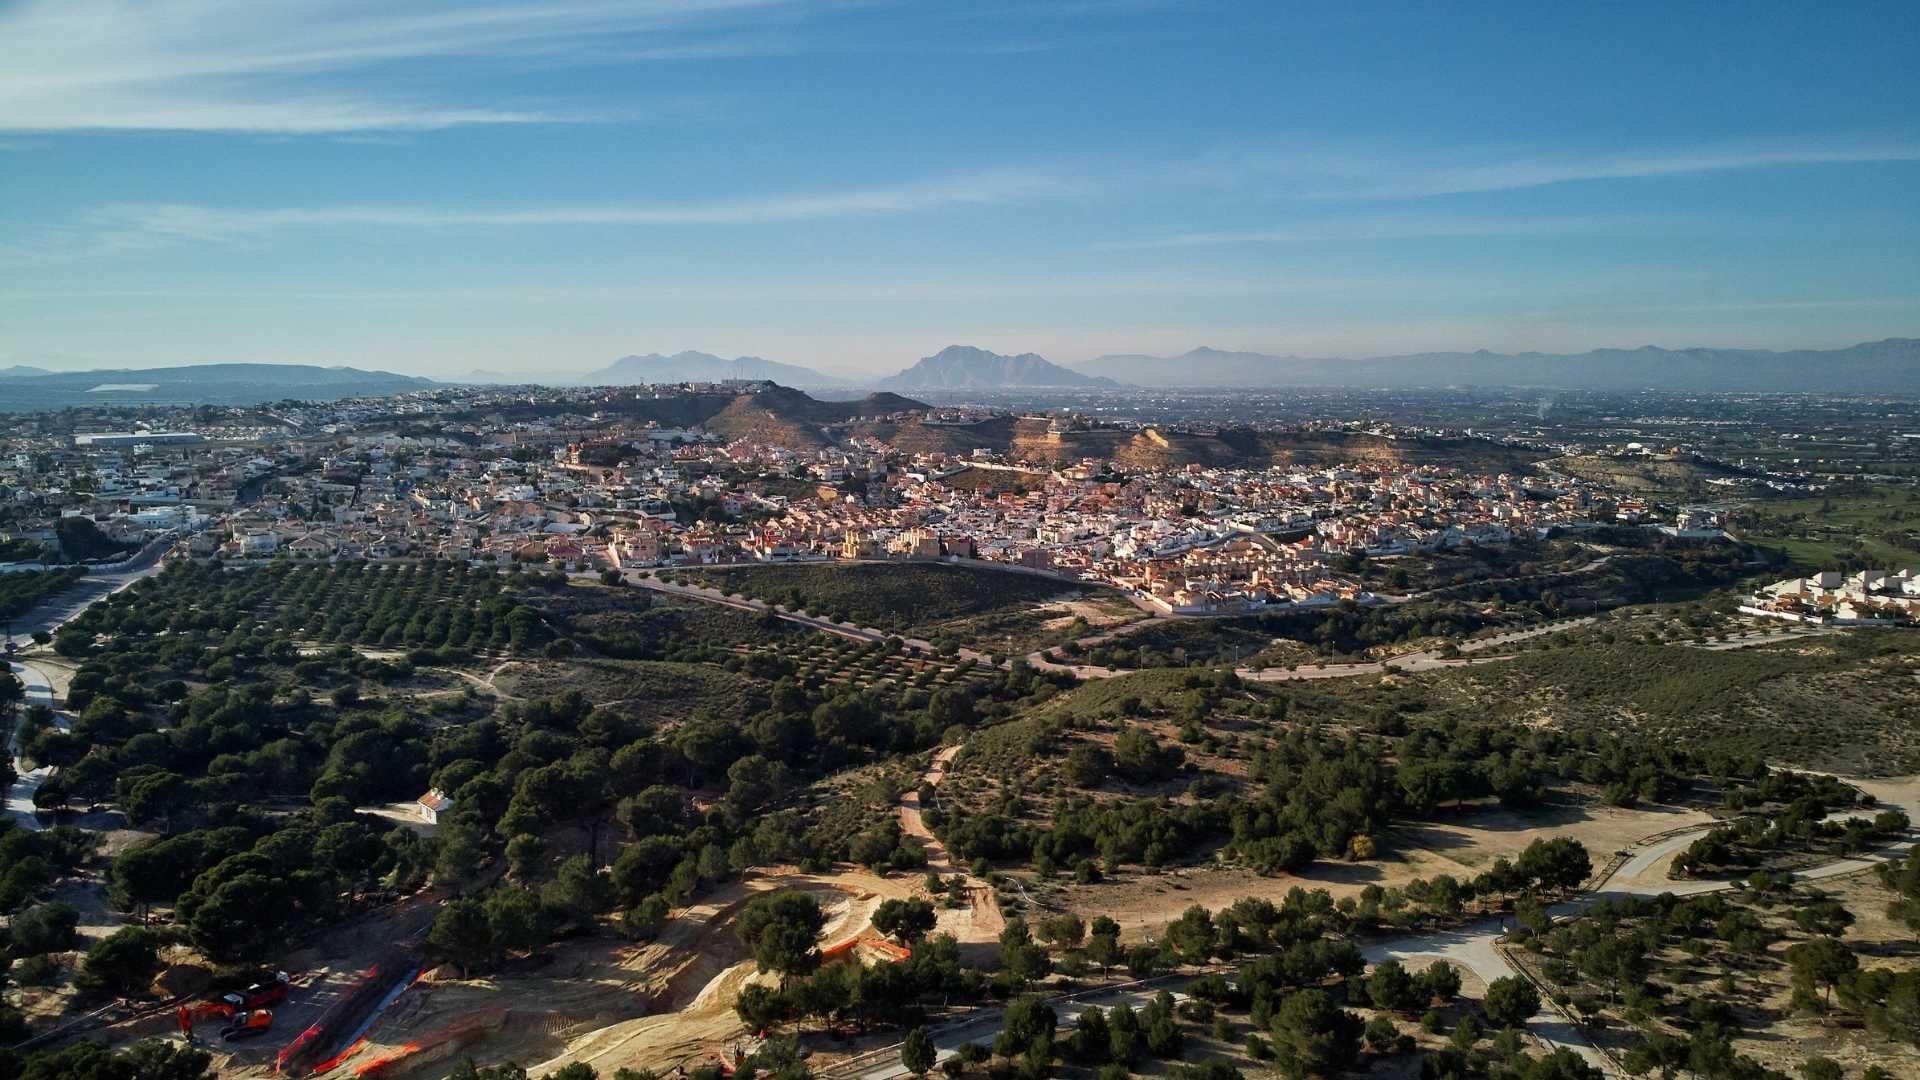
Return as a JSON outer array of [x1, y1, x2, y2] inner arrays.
[[352, 1008, 509, 1080], [306, 967, 424, 1076], [819, 936, 911, 964]]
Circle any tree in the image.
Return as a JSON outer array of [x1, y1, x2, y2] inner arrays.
[[1038, 912, 1086, 950], [13, 1039, 214, 1080], [1366, 960, 1422, 1013], [1267, 989, 1360, 1080], [995, 995, 1057, 1060], [1362, 1016, 1398, 1054], [621, 895, 671, 940], [484, 888, 549, 955], [78, 926, 160, 998], [1085, 930, 1120, 975], [543, 854, 616, 927], [1482, 976, 1541, 1029], [11, 901, 80, 956], [997, 919, 1051, 986], [506, 833, 547, 878], [1417, 960, 1462, 1004], [1166, 905, 1215, 964], [736, 983, 790, 1033], [1067, 1007, 1111, 1064], [1799, 1058, 1844, 1080], [1787, 937, 1858, 1008], [901, 1026, 937, 1077], [1515, 838, 1591, 894], [737, 890, 826, 986], [429, 898, 495, 977], [874, 898, 938, 944]]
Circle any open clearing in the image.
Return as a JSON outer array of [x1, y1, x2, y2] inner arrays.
[[1056, 797, 1713, 939]]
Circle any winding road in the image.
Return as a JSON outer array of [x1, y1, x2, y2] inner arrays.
[[5, 549, 169, 830], [5, 659, 62, 830]]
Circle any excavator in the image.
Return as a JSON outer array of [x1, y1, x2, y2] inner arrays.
[[221, 1009, 276, 1041], [177, 999, 234, 1036], [177, 972, 291, 1040]]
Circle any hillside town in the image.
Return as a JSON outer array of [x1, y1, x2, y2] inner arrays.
[[0, 382, 1695, 617]]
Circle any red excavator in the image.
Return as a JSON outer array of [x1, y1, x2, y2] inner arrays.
[[177, 999, 234, 1036], [221, 1009, 276, 1041], [178, 972, 291, 1040]]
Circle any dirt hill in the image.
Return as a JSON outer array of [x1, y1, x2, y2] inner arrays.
[[852, 418, 1546, 473], [686, 388, 928, 448]]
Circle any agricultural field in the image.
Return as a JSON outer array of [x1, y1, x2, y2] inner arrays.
[[552, 588, 802, 661], [680, 561, 1139, 651], [0, 566, 86, 621], [734, 634, 999, 694], [1066, 616, 1319, 671], [1724, 483, 1920, 569]]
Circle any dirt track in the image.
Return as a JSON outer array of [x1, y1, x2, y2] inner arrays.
[[318, 866, 954, 1080], [342, 746, 1031, 1080]]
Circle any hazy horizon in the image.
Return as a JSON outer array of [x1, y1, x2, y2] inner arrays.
[[9, 335, 1920, 382], [3, 1, 1918, 378]]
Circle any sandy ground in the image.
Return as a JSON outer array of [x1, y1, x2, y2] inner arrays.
[[896, 745, 1003, 943], [344, 760, 1035, 1080], [897, 748, 954, 873], [305, 865, 961, 1080], [1728, 868, 1920, 1078], [1394, 799, 1714, 875], [1033, 597, 1145, 633], [1058, 798, 1711, 940]]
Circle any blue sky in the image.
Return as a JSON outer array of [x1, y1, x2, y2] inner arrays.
[[2, 0, 1917, 378]]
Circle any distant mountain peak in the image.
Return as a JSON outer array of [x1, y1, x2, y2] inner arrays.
[[585, 351, 846, 387], [879, 345, 1123, 390]]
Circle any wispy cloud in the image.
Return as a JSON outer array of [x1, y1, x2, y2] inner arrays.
[[80, 168, 1070, 244], [1189, 133, 1920, 199], [1092, 214, 1653, 251], [0, 274, 1384, 306], [0, 0, 803, 133]]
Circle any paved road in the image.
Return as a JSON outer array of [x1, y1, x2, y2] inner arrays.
[[6, 660, 63, 830], [4, 544, 170, 642], [1362, 794, 1920, 1077], [4, 548, 167, 829], [838, 976, 1197, 1080], [1692, 625, 1835, 651]]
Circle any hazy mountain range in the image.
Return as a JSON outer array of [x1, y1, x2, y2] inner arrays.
[[0, 363, 435, 412], [8, 337, 1917, 411], [1077, 339, 1920, 392], [582, 351, 849, 387], [878, 345, 1122, 390]]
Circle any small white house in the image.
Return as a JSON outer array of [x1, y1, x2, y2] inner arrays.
[[417, 788, 455, 825]]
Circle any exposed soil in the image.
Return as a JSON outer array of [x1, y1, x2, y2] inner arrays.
[[1058, 799, 1713, 940]]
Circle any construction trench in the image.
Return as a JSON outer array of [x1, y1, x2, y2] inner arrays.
[[276, 949, 423, 1077]]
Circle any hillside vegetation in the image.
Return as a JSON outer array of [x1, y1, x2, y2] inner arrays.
[[680, 562, 1107, 646]]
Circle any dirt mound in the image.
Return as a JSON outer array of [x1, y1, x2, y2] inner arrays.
[[325, 871, 921, 1080]]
